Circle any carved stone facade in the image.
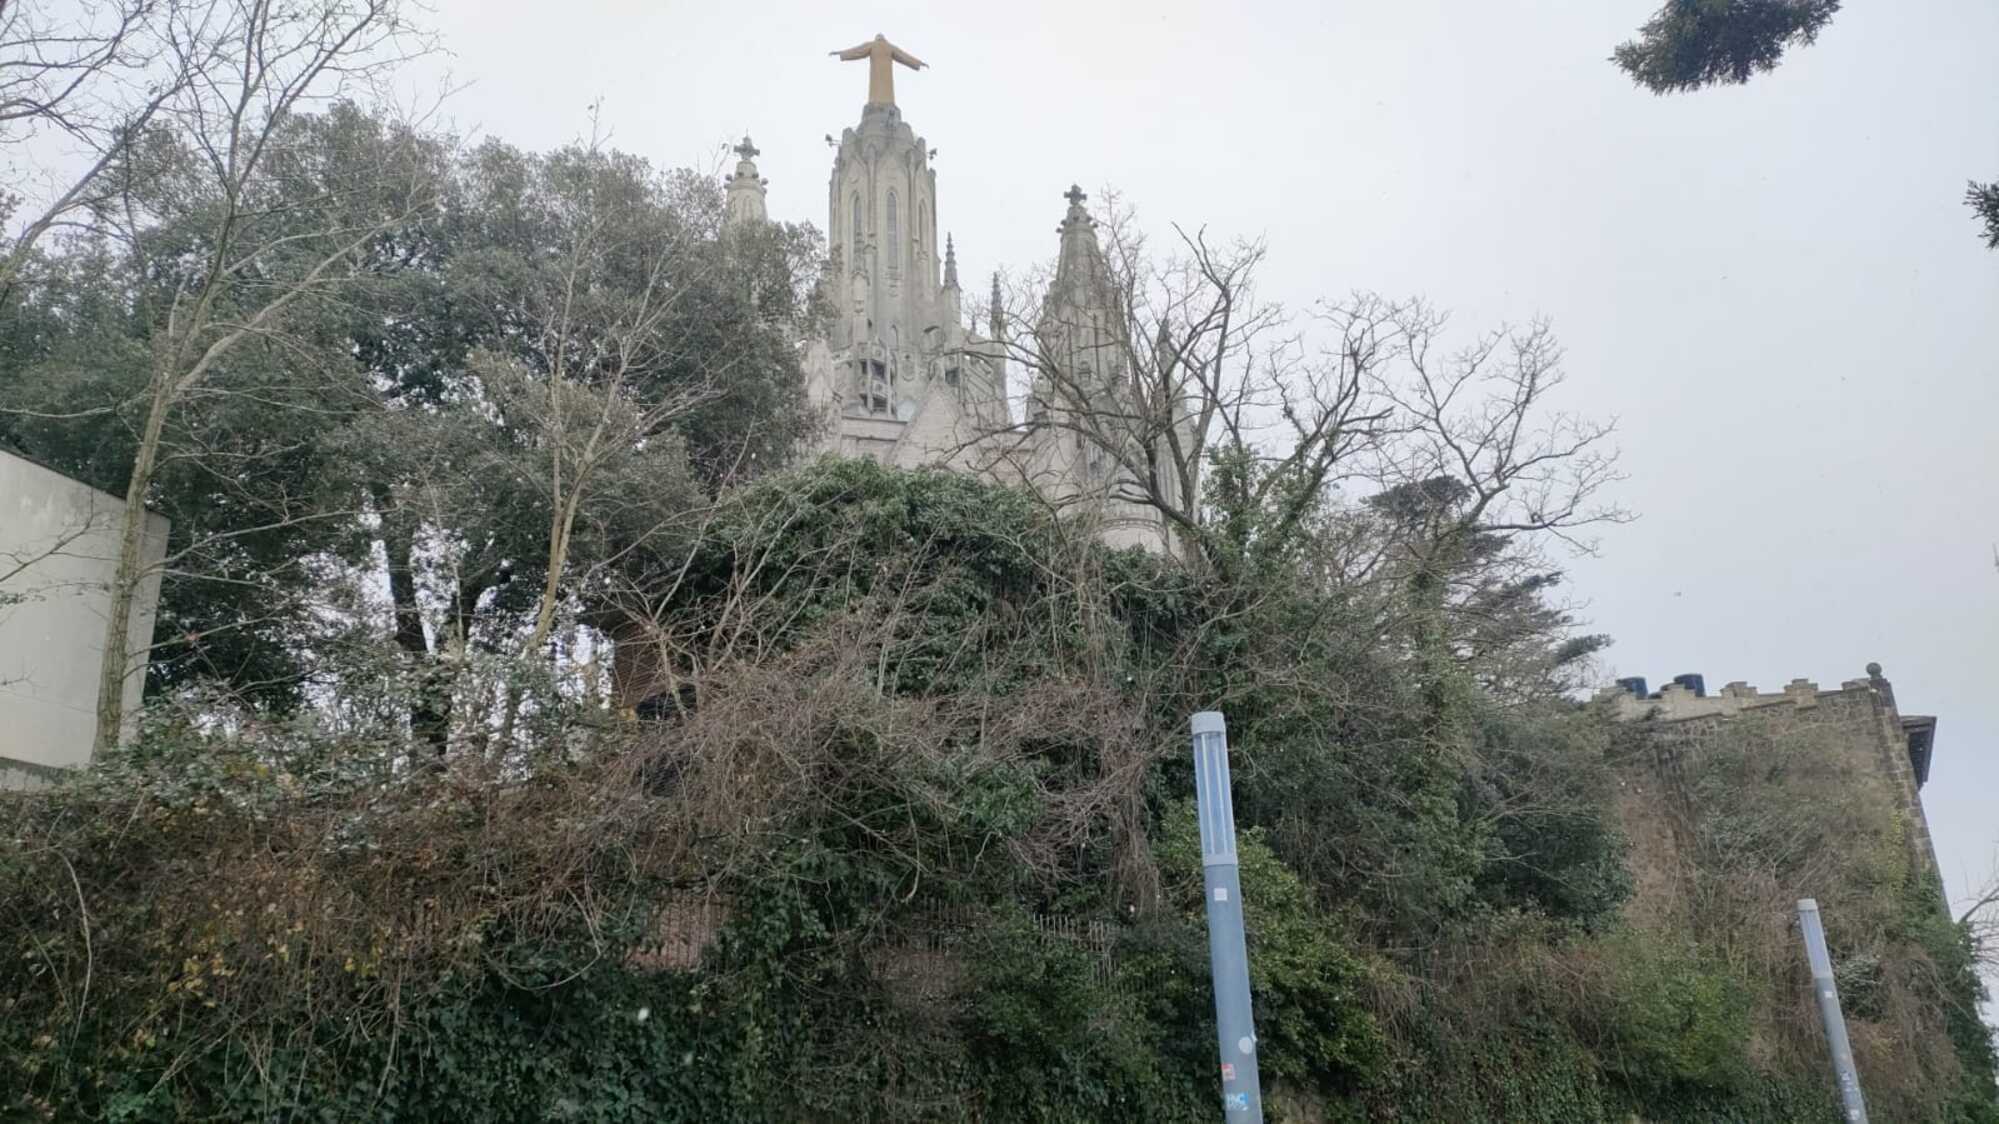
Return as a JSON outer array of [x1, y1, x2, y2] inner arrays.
[[793, 98, 1007, 475], [721, 43, 1187, 556], [1011, 187, 1188, 555]]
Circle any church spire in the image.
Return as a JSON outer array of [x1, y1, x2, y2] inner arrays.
[[943, 233, 959, 290], [1051, 184, 1109, 302], [990, 271, 1004, 338], [724, 135, 767, 229]]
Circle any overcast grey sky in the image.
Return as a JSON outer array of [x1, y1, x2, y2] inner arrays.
[[417, 0, 1997, 930]]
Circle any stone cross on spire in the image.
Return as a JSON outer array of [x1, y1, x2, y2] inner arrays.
[[830, 34, 927, 107], [724, 134, 767, 229], [1060, 184, 1095, 235], [1060, 184, 1097, 231]]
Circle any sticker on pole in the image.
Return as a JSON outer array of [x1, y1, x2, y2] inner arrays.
[[1220, 1063, 1235, 1082], [1224, 1092, 1251, 1112], [1213, 887, 1228, 902]]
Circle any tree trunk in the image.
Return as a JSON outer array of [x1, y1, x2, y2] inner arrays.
[[374, 484, 450, 754], [525, 468, 593, 657], [91, 375, 173, 753], [524, 518, 571, 656], [1408, 527, 1471, 742], [499, 492, 581, 752], [428, 570, 494, 760]]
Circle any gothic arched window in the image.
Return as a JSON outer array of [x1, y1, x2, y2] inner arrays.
[[851, 193, 863, 264], [886, 190, 899, 273]]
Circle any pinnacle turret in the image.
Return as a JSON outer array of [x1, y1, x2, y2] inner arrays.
[[943, 233, 960, 290], [724, 135, 768, 229], [1051, 184, 1109, 303]]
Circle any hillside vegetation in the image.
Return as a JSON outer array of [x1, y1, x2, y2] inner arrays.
[[4, 462, 1993, 1121], [0, 3, 1991, 1115]]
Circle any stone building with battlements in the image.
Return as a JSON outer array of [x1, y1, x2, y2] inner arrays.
[[1598, 663, 1942, 890]]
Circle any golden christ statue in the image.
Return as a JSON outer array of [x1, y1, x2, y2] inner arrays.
[[830, 34, 927, 108]]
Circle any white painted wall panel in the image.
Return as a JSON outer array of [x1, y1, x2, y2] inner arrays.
[[0, 449, 168, 783]]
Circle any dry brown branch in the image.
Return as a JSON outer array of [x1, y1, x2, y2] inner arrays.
[[1959, 856, 1999, 974], [972, 195, 1391, 563]]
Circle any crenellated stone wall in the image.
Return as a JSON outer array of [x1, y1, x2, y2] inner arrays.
[[1602, 665, 1943, 903]]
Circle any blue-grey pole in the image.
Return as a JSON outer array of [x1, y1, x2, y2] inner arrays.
[[1191, 711, 1263, 1121], [1797, 898, 1868, 1123]]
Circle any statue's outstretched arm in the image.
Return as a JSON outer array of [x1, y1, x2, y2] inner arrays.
[[831, 42, 875, 60], [890, 46, 927, 70]]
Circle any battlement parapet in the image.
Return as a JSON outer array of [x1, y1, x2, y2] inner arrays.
[[1599, 662, 1942, 892]]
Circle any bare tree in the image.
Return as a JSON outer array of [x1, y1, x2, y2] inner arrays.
[[977, 193, 1389, 566], [499, 133, 727, 656], [1960, 856, 1999, 976], [0, 1, 268, 293], [1350, 302, 1627, 727], [3, 0, 166, 290], [1370, 302, 1624, 551], [963, 193, 1624, 639], [81, 0, 434, 751]]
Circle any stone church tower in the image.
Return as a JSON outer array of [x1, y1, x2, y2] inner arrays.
[[723, 35, 1187, 554], [1013, 186, 1189, 555]]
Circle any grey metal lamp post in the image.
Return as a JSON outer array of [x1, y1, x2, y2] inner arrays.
[[1191, 711, 1264, 1121], [1797, 898, 1868, 1122]]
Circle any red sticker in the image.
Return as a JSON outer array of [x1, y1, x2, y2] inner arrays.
[[1221, 1063, 1236, 1081]]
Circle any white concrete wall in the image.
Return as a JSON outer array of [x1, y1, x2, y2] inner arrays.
[[0, 449, 169, 784]]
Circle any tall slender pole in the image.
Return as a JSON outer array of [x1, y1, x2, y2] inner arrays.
[[1190, 711, 1263, 1121], [1797, 898, 1868, 1123]]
